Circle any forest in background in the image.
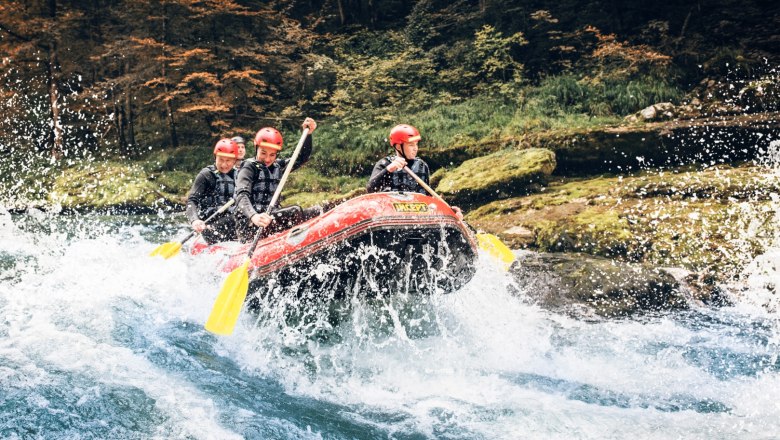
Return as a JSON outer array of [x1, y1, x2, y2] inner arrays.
[[0, 0, 778, 188]]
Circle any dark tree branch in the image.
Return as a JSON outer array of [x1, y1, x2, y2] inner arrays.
[[0, 21, 31, 42]]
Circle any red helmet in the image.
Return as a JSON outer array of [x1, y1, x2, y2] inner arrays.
[[254, 127, 283, 151], [213, 138, 239, 158], [389, 124, 421, 146]]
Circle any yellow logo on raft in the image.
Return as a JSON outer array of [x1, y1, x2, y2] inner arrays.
[[392, 202, 429, 213]]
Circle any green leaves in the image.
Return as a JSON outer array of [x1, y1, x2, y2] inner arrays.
[[472, 25, 528, 94]]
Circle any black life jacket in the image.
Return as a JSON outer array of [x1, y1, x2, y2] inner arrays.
[[387, 156, 429, 194], [200, 165, 235, 218], [248, 159, 284, 212]]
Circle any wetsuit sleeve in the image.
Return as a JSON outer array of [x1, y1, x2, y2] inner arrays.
[[235, 161, 259, 220], [278, 134, 312, 172], [185, 169, 213, 223], [366, 159, 391, 193], [419, 160, 431, 196]]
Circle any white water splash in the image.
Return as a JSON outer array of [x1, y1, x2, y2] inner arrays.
[[205, 249, 780, 439], [3, 214, 780, 438], [731, 140, 780, 313], [0, 219, 245, 439]]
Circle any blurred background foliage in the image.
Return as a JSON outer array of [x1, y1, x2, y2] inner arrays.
[[0, 0, 777, 180]]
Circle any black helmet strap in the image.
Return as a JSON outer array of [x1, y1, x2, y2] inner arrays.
[[394, 143, 408, 160]]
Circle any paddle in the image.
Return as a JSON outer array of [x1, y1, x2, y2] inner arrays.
[[150, 199, 235, 259], [205, 127, 310, 336], [402, 166, 516, 270]]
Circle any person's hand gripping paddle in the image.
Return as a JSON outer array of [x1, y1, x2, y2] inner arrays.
[[149, 199, 235, 259], [204, 128, 309, 335], [402, 167, 515, 270]]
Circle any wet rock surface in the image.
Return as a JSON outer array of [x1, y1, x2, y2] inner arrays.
[[469, 162, 779, 282], [508, 251, 688, 317], [436, 148, 556, 208]]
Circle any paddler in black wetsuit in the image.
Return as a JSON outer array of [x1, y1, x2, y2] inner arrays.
[[234, 117, 326, 242], [367, 123, 464, 220], [185, 138, 240, 244], [231, 135, 246, 170]]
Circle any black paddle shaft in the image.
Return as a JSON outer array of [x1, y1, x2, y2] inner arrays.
[[181, 199, 235, 245]]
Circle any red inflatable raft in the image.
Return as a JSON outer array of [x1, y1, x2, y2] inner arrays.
[[190, 192, 478, 299]]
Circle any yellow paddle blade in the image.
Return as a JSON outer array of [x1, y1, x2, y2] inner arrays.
[[149, 241, 182, 259], [205, 260, 251, 336], [476, 233, 515, 271]]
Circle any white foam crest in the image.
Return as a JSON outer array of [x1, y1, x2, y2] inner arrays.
[[2, 314, 242, 440], [206, 249, 780, 438], [0, 211, 37, 256], [1, 221, 249, 438], [6, 214, 780, 438], [733, 140, 780, 316]]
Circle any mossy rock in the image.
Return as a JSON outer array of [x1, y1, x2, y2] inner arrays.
[[49, 161, 182, 211], [149, 170, 193, 199], [509, 252, 687, 318], [143, 144, 213, 174], [436, 148, 556, 208], [468, 163, 778, 279], [532, 205, 642, 259], [548, 112, 780, 175], [425, 137, 518, 170], [429, 168, 448, 188]]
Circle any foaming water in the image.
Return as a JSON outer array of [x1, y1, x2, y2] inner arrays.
[[2, 213, 780, 439], [733, 140, 780, 318]]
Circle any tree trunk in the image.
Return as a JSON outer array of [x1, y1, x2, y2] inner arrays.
[[46, 0, 63, 158], [162, 67, 178, 149], [609, 0, 625, 33], [161, 4, 179, 148], [368, 0, 376, 25], [125, 59, 136, 150], [112, 86, 127, 153], [336, 0, 346, 25], [679, 7, 693, 40], [45, 52, 63, 158]]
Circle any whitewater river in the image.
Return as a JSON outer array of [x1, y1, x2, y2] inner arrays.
[[2, 210, 780, 439]]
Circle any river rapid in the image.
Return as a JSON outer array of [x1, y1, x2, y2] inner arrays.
[[2, 209, 780, 440]]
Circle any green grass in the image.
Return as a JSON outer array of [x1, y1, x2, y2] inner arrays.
[[284, 167, 365, 207], [49, 160, 182, 209], [527, 73, 683, 117], [2, 73, 686, 210], [64, 74, 680, 184], [309, 83, 630, 176], [142, 144, 214, 174]]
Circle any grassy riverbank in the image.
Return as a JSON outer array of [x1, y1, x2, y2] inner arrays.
[[3, 94, 778, 286], [469, 163, 779, 278]]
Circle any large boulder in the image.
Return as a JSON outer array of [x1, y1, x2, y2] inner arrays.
[[550, 112, 780, 175], [436, 148, 556, 208], [468, 163, 778, 279], [509, 251, 688, 318]]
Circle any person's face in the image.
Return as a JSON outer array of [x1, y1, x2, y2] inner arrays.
[[237, 143, 246, 160], [215, 155, 237, 173], [256, 146, 278, 167], [397, 141, 419, 159]]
